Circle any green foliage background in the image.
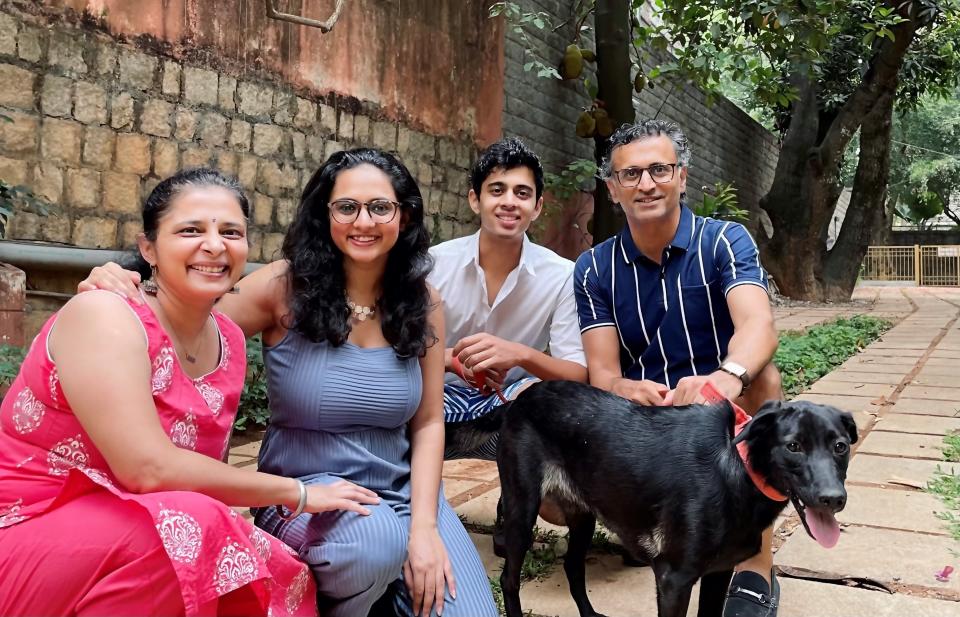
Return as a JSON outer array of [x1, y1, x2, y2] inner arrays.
[[774, 315, 891, 397]]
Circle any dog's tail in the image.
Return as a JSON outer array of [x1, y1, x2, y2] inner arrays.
[[444, 403, 513, 460]]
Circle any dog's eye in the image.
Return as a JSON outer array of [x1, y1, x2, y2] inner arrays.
[[834, 441, 849, 455], [786, 441, 802, 453]]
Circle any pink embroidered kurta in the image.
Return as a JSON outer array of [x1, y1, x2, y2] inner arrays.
[[0, 297, 316, 616]]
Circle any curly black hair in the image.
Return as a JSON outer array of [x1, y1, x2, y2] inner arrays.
[[281, 148, 435, 358]]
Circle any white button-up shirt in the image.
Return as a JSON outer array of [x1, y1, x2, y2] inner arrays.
[[428, 231, 586, 387]]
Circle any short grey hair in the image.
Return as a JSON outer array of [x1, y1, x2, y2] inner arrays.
[[599, 119, 691, 179]]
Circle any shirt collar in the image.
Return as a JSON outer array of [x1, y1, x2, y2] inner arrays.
[[466, 230, 536, 276], [619, 205, 695, 264], [671, 205, 695, 251]]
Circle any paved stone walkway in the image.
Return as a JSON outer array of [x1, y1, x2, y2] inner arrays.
[[229, 286, 960, 616]]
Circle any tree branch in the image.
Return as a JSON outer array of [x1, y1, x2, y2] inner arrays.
[[825, 88, 896, 287], [266, 0, 346, 33], [819, 1, 924, 169]]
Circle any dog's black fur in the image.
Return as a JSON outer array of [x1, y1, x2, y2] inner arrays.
[[494, 381, 858, 617]]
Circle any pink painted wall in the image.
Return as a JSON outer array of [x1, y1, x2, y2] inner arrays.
[[44, 0, 504, 144]]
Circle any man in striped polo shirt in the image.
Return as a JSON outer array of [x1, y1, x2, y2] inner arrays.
[[573, 120, 784, 617]]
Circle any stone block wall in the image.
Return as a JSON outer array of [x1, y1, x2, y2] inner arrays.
[[0, 7, 480, 260], [503, 0, 780, 218]]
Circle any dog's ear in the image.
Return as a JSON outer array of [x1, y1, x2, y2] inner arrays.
[[839, 410, 859, 444], [732, 399, 783, 445]]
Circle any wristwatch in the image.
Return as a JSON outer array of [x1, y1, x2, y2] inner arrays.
[[718, 360, 751, 392]]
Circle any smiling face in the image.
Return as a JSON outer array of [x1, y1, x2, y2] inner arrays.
[[470, 166, 543, 242], [605, 135, 687, 226], [327, 163, 402, 267], [138, 185, 249, 302]]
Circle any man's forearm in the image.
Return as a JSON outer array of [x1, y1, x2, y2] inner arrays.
[[723, 316, 778, 379], [520, 348, 587, 382]]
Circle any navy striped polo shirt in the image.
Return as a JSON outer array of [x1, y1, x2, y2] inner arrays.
[[573, 206, 767, 388]]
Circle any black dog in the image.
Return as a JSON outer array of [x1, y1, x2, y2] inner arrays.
[[496, 380, 857, 617]]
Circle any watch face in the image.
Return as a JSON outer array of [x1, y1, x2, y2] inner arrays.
[[723, 362, 746, 377]]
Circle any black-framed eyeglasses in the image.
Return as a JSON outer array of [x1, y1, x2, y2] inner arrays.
[[328, 199, 401, 224], [612, 163, 678, 187]]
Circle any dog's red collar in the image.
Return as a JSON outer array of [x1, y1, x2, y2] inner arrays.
[[733, 409, 789, 502], [451, 355, 508, 403], [697, 382, 789, 502]]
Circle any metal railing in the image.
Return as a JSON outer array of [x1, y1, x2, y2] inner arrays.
[[861, 245, 960, 286]]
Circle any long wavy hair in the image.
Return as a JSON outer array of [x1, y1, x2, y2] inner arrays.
[[281, 148, 435, 358]]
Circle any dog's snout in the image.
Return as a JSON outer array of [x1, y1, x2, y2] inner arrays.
[[817, 491, 846, 511]]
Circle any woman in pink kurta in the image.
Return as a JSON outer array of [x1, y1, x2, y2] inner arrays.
[[0, 169, 378, 616]]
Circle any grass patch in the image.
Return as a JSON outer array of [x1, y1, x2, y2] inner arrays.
[[774, 315, 891, 397], [928, 434, 960, 546], [0, 344, 26, 392]]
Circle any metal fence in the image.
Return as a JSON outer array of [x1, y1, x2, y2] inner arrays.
[[861, 245, 960, 286]]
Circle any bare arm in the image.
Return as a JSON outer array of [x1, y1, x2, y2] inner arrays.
[[582, 326, 666, 405], [77, 260, 290, 340], [723, 284, 778, 379], [51, 291, 377, 514], [227, 260, 290, 339], [452, 335, 585, 382], [405, 287, 455, 617], [671, 285, 778, 404]]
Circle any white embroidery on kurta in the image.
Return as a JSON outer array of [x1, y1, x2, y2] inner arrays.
[[47, 434, 90, 476], [170, 413, 198, 450], [80, 466, 115, 489], [285, 567, 310, 615], [152, 346, 175, 394], [250, 526, 272, 561], [11, 387, 45, 434], [214, 540, 257, 594], [48, 368, 59, 404], [156, 508, 203, 564], [0, 498, 25, 528], [195, 381, 225, 416], [221, 334, 231, 369]]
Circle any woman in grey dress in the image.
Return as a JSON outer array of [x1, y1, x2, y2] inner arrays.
[[80, 149, 498, 617]]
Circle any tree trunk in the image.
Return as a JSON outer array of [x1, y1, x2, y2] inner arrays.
[[759, 75, 845, 299], [821, 90, 896, 299], [759, 1, 923, 300], [591, 0, 634, 244]]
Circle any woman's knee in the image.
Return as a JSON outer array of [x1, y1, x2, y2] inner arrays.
[[303, 512, 408, 594]]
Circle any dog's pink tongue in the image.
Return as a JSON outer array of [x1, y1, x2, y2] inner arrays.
[[804, 507, 841, 548]]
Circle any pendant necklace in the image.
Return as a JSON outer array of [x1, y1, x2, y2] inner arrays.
[[346, 297, 376, 322]]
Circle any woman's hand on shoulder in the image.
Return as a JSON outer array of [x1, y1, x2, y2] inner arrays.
[[304, 479, 380, 516], [404, 525, 456, 617], [77, 262, 143, 302]]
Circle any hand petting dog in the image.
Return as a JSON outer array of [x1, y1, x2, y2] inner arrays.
[[667, 371, 744, 406]]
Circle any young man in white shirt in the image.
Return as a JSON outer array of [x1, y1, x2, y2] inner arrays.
[[429, 138, 587, 461]]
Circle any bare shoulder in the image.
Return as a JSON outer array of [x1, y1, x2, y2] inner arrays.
[[58, 289, 139, 325], [51, 290, 145, 353]]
